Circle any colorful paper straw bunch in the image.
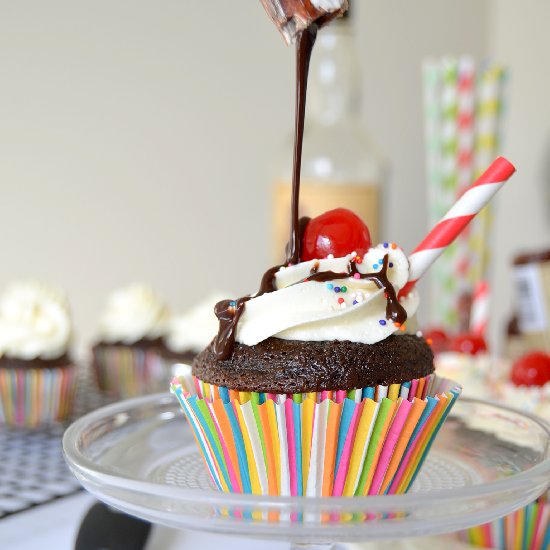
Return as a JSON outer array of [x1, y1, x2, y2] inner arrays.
[[459, 498, 550, 550], [0, 366, 77, 428], [422, 57, 507, 335], [171, 375, 461, 498]]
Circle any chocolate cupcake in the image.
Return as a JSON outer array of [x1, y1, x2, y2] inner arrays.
[[0, 282, 77, 428], [172, 211, 461, 497], [92, 283, 170, 398]]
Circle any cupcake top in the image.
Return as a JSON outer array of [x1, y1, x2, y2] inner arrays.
[[0, 281, 72, 361], [496, 351, 550, 421], [195, 209, 432, 392], [164, 293, 229, 355], [97, 283, 169, 345]]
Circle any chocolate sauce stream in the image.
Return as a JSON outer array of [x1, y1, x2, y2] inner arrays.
[[287, 24, 318, 265], [213, 28, 318, 360], [212, 23, 405, 361]]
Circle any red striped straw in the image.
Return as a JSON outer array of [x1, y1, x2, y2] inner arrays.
[[470, 280, 490, 337], [399, 156, 516, 299]]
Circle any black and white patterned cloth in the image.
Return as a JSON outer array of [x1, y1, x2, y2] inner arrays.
[[0, 366, 115, 519]]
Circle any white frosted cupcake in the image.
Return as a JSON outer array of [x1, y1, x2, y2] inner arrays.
[[0, 281, 76, 428], [160, 293, 229, 368], [92, 283, 170, 398]]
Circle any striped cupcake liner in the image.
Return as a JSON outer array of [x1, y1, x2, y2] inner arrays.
[[170, 373, 462, 497], [459, 497, 550, 550], [92, 345, 173, 398], [0, 365, 77, 429]]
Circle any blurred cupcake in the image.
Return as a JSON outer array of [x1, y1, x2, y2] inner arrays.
[[160, 293, 229, 368], [460, 351, 550, 549], [92, 283, 170, 398], [0, 281, 76, 428]]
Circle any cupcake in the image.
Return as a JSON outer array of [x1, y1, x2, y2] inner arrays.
[[92, 283, 170, 398], [459, 351, 550, 549], [171, 209, 461, 496], [0, 281, 76, 428], [160, 293, 229, 367]]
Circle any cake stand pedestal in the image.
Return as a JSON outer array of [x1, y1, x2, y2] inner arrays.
[[63, 394, 550, 548]]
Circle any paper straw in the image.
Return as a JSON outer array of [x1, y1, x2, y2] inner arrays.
[[399, 156, 516, 298]]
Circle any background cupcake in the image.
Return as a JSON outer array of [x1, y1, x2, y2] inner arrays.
[[92, 283, 170, 398], [459, 351, 550, 549], [160, 293, 229, 368], [0, 281, 76, 428]]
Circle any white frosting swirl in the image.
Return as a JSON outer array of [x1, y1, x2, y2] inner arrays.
[[236, 244, 418, 346], [0, 281, 72, 360], [98, 283, 169, 345], [166, 293, 228, 354]]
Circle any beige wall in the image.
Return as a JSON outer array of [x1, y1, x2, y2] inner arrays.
[[0, 1, 547, 352]]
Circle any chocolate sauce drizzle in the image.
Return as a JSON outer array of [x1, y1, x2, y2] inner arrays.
[[302, 254, 407, 324], [212, 22, 406, 361]]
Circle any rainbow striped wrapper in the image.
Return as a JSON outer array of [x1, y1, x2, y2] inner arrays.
[[93, 344, 173, 399], [0, 364, 77, 429], [459, 497, 550, 550], [171, 373, 461, 497]]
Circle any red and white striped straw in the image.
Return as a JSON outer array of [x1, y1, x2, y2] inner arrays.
[[399, 156, 515, 299], [470, 280, 490, 337]]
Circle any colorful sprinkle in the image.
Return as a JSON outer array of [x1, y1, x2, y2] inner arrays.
[[353, 300, 358, 305], [334, 286, 341, 293], [337, 297, 345, 304], [379, 319, 387, 326], [372, 264, 378, 269], [383, 242, 389, 248], [391, 243, 397, 249], [399, 325, 406, 332], [394, 322, 401, 328], [389, 262, 394, 268], [341, 286, 347, 293], [326, 283, 334, 290], [229, 301, 236, 306], [427, 338, 433, 345], [353, 273, 361, 279], [355, 256, 363, 264]]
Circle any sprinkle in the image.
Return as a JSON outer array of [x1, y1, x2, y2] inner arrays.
[[326, 283, 334, 290], [391, 243, 397, 249], [379, 319, 387, 326], [399, 324, 406, 332], [327, 254, 334, 259], [353, 300, 358, 305], [416, 330, 423, 337], [353, 273, 361, 279], [394, 322, 401, 328], [389, 262, 394, 268], [229, 301, 236, 306], [341, 286, 347, 293], [355, 256, 363, 264], [383, 242, 389, 248], [427, 338, 433, 345], [372, 264, 378, 269], [334, 286, 341, 293], [378, 258, 384, 265], [337, 297, 345, 304]]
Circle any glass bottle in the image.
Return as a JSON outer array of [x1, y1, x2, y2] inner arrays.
[[272, 10, 385, 261]]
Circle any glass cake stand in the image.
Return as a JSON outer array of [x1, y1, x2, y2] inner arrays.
[[63, 394, 550, 548]]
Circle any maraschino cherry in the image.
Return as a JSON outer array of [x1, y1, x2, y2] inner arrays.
[[450, 333, 487, 355], [423, 328, 450, 354], [301, 208, 372, 262], [510, 351, 550, 387]]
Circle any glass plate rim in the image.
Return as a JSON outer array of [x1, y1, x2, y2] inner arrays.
[[63, 393, 550, 508]]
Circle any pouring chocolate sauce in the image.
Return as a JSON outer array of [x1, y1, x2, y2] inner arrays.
[[213, 12, 406, 361]]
